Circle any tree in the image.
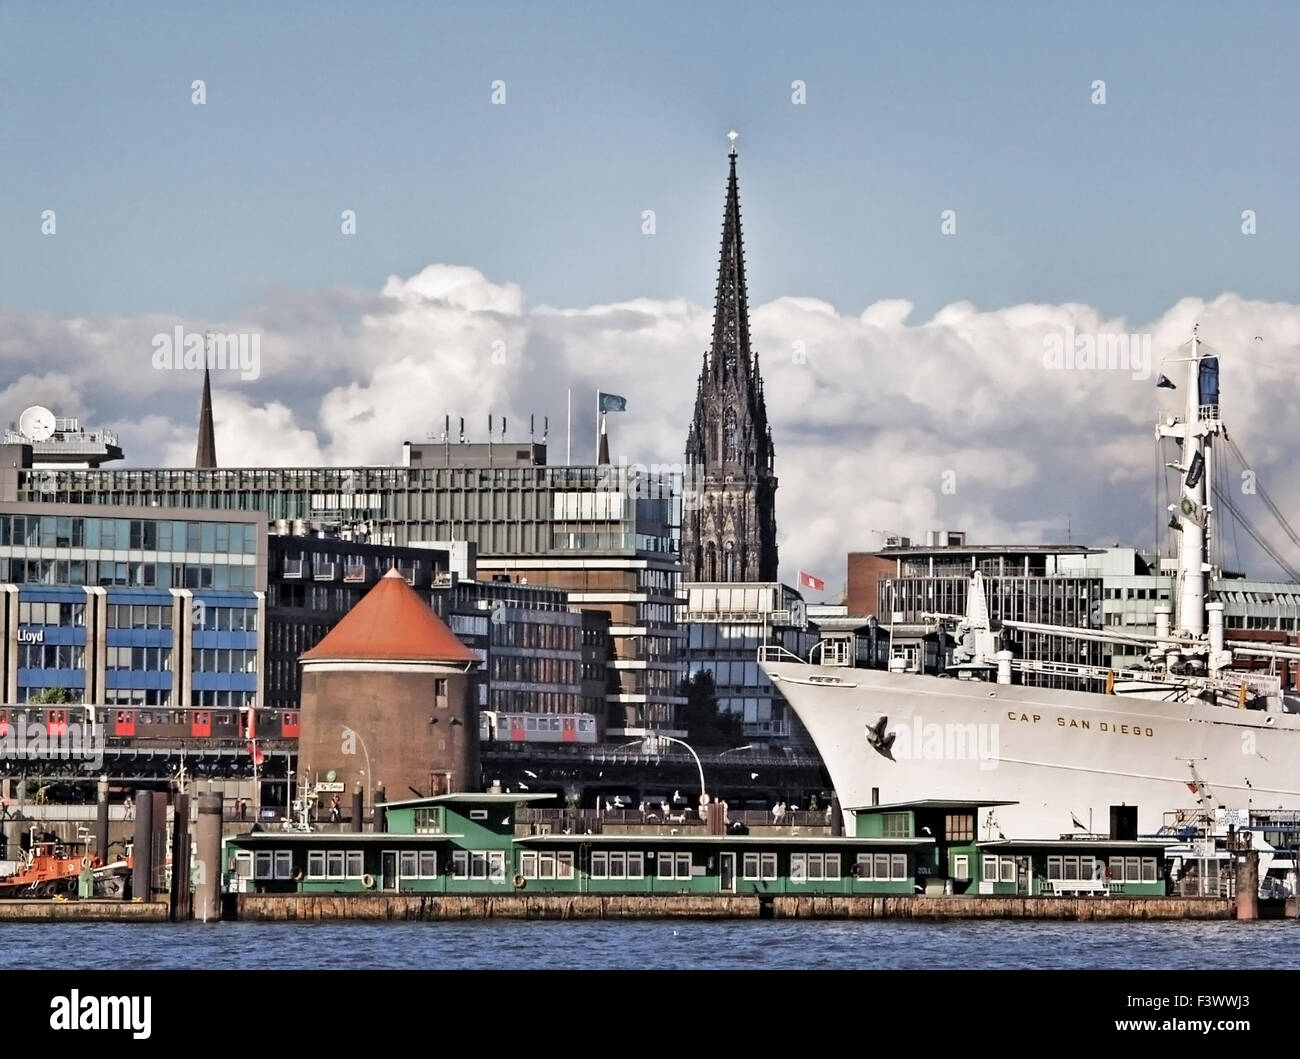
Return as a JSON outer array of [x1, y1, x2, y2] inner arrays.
[[29, 687, 74, 704], [680, 670, 743, 748]]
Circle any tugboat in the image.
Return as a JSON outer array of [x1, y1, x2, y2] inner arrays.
[[0, 827, 132, 898]]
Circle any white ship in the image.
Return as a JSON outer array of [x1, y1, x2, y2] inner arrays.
[[762, 330, 1300, 838]]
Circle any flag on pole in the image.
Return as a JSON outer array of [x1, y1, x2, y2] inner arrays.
[[598, 392, 627, 413], [798, 570, 825, 592]]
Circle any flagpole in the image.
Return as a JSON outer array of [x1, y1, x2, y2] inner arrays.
[[595, 390, 600, 463], [566, 389, 572, 465]]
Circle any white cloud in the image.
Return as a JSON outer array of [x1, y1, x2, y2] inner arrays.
[[6, 273, 1300, 595]]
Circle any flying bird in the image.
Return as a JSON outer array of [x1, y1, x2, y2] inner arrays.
[[517, 782, 529, 791], [524, 770, 538, 779], [866, 716, 897, 761]]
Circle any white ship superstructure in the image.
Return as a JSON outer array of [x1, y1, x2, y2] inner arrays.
[[763, 331, 1300, 837]]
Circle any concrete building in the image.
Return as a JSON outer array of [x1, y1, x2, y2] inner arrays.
[[298, 568, 479, 801]]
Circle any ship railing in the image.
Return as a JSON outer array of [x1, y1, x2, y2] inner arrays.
[[758, 644, 805, 665]]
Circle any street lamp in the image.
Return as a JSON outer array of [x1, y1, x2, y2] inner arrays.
[[342, 726, 372, 824], [632, 734, 707, 806]]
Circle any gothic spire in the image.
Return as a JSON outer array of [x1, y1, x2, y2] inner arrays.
[[195, 366, 217, 469], [707, 134, 754, 389]]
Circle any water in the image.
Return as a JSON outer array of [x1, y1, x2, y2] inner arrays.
[[1, 919, 1297, 969]]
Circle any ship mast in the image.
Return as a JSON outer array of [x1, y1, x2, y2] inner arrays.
[[1160, 325, 1223, 638]]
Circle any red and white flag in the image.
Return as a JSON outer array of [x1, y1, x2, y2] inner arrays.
[[798, 570, 825, 592]]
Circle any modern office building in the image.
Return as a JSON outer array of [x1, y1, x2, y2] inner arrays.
[[0, 502, 264, 707], [2, 435, 684, 732]]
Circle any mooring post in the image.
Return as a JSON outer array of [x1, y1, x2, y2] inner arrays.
[[1235, 849, 1259, 922], [131, 788, 153, 900], [194, 793, 223, 922], [352, 784, 364, 833], [95, 775, 110, 863]]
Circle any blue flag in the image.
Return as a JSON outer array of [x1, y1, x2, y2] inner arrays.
[[598, 392, 627, 413]]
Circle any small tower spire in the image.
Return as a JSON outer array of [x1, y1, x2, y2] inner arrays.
[[195, 366, 217, 469]]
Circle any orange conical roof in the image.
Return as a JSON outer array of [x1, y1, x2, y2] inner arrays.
[[300, 568, 478, 665]]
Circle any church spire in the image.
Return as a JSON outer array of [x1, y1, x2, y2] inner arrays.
[[682, 135, 779, 584], [195, 366, 217, 469]]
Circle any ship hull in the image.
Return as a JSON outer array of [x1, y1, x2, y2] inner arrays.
[[764, 661, 1300, 837]]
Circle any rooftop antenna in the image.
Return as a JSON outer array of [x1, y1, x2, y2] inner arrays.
[[458, 416, 466, 444], [529, 414, 535, 439], [501, 416, 507, 442], [542, 416, 549, 444]]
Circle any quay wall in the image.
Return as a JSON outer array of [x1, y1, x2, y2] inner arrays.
[[234, 893, 1235, 922], [0, 899, 169, 922]]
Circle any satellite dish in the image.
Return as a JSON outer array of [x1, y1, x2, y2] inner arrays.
[[18, 405, 56, 442]]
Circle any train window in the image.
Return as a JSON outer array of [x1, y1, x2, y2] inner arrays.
[[217, 712, 232, 725], [551, 717, 561, 731], [138, 713, 152, 725], [525, 717, 537, 730]]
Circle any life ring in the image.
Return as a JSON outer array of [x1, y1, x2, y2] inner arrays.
[[361, 873, 375, 890], [513, 873, 526, 890], [80, 856, 93, 869]]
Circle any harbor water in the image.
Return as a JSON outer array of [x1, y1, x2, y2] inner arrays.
[[2, 919, 1297, 970]]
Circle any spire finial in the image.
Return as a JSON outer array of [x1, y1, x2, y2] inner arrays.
[[727, 129, 738, 156]]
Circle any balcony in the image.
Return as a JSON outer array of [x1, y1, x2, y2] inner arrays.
[[282, 559, 304, 579], [313, 562, 337, 581], [343, 564, 367, 583]]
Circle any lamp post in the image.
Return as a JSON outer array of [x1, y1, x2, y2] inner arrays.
[[342, 726, 372, 825], [647, 734, 707, 805]]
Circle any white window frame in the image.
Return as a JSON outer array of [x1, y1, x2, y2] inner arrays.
[[891, 854, 908, 881], [470, 852, 488, 880], [538, 852, 556, 880], [274, 850, 293, 880], [1047, 855, 1063, 881], [807, 853, 824, 881], [399, 851, 420, 879], [451, 850, 469, 879], [608, 851, 626, 880], [824, 854, 841, 881], [520, 851, 538, 880], [591, 851, 608, 879], [759, 853, 777, 881], [326, 851, 345, 880], [675, 852, 691, 879], [418, 851, 437, 878], [856, 853, 874, 880], [953, 854, 970, 882], [742, 853, 760, 881], [556, 852, 574, 880], [790, 853, 807, 883], [624, 852, 642, 880], [488, 851, 506, 884], [307, 851, 326, 879], [876, 853, 891, 880], [254, 851, 274, 880], [999, 858, 1014, 884], [1141, 857, 1157, 883], [345, 851, 364, 878]]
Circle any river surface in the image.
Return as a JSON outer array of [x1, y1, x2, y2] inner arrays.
[[1, 919, 1297, 969]]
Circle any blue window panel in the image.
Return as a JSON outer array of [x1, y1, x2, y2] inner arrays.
[[17, 671, 87, 689]]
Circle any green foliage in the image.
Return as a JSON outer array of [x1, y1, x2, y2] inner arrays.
[[28, 686, 74, 704], [680, 670, 743, 748]]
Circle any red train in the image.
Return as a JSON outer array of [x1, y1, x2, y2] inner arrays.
[[479, 711, 598, 744], [0, 705, 300, 745]]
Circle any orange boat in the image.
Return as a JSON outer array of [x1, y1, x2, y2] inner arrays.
[[0, 832, 128, 898]]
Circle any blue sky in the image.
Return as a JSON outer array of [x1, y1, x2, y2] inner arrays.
[[4, 1, 1297, 324], [2, 2, 1298, 584]]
